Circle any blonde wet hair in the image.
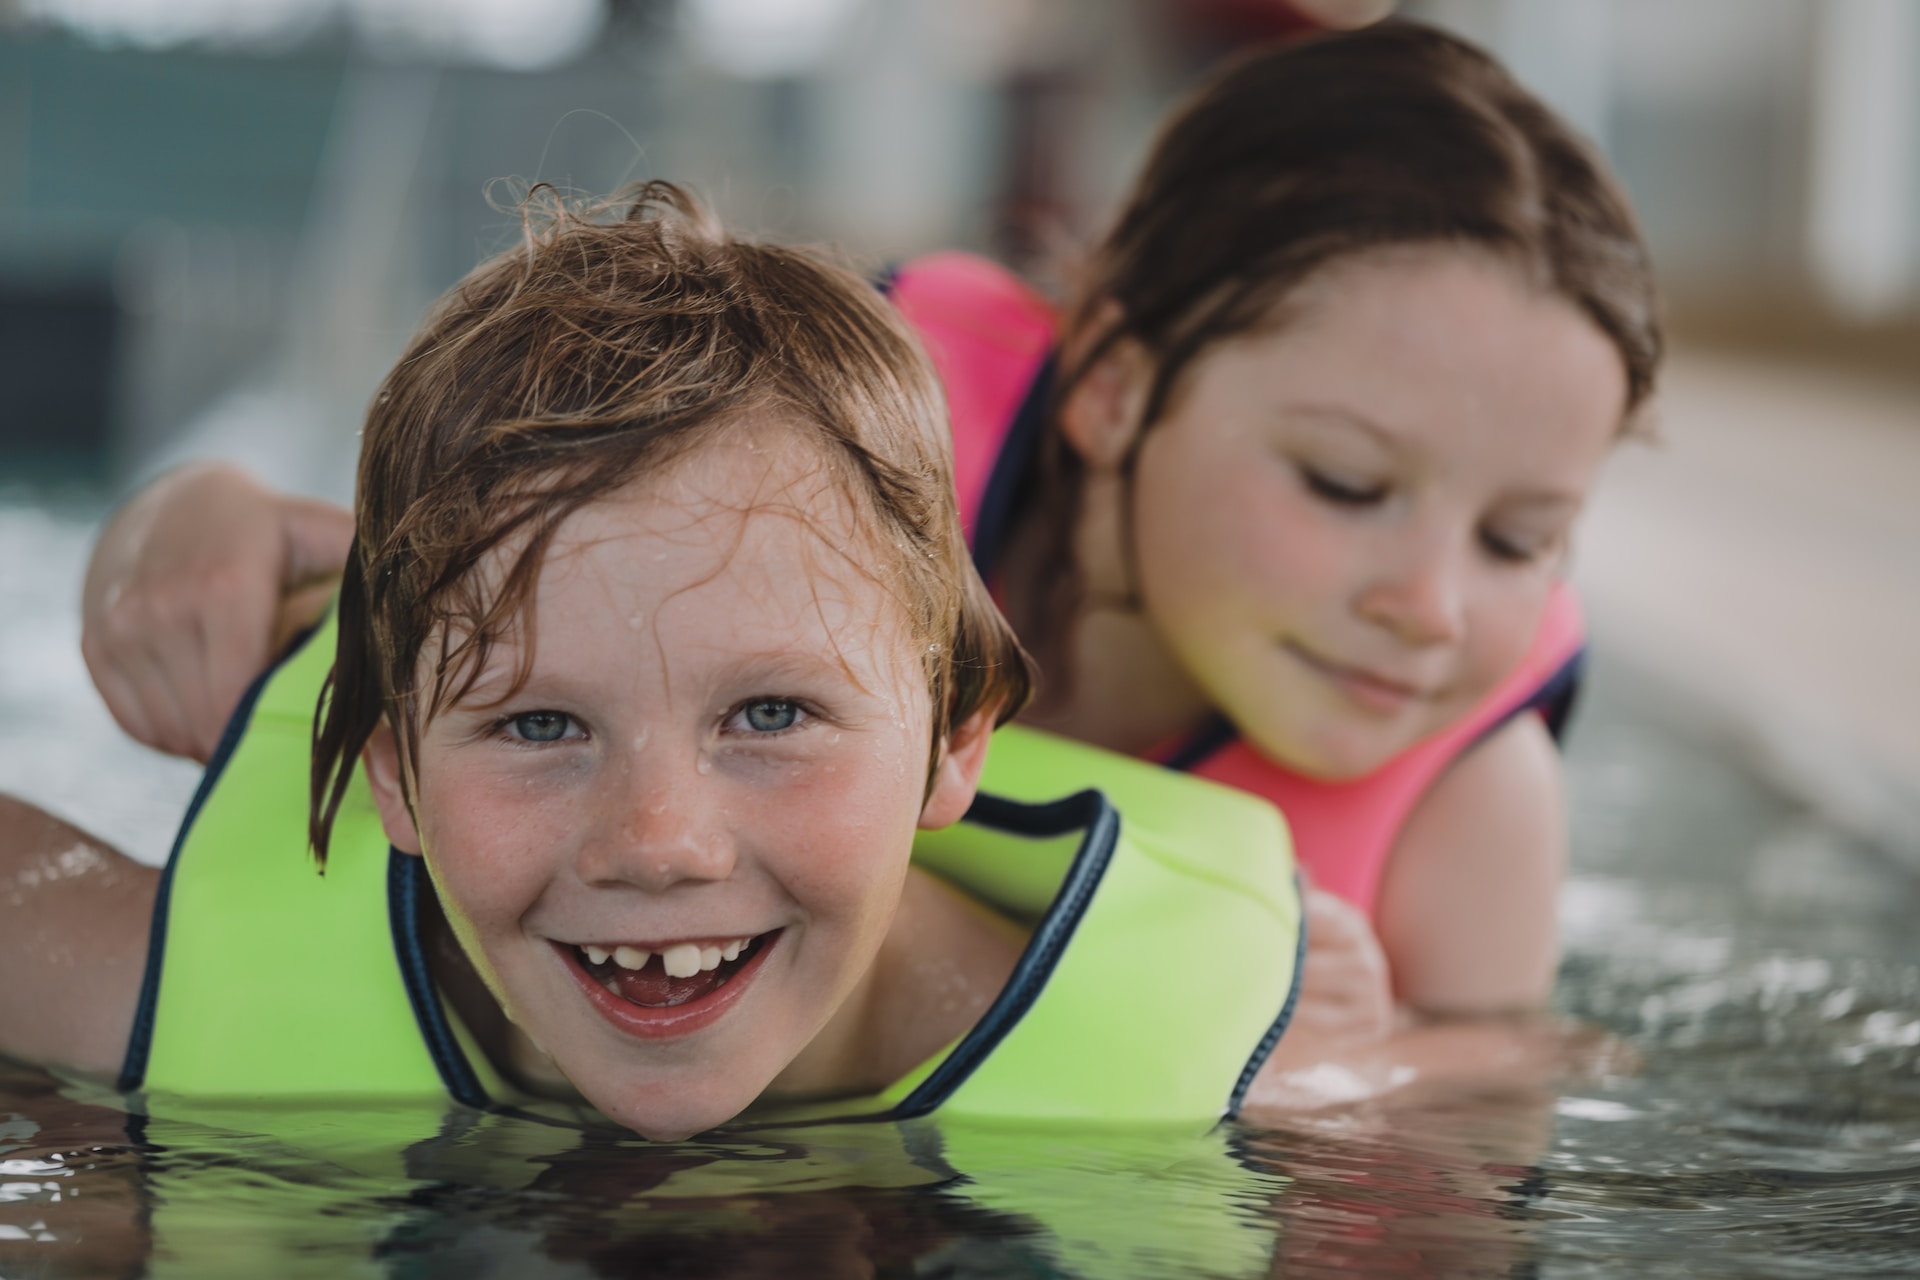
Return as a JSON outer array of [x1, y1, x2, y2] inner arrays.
[[311, 183, 1031, 859]]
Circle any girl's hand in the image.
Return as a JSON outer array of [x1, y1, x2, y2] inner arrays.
[[1246, 885, 1399, 1100], [80, 464, 352, 762], [1241, 1012, 1629, 1114], [1289, 884, 1397, 1048]]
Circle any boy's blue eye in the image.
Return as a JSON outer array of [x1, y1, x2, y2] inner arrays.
[[511, 711, 572, 742], [741, 699, 801, 733]]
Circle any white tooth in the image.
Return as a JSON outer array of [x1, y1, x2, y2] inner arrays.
[[661, 943, 701, 978], [721, 939, 743, 962], [614, 945, 651, 970], [698, 946, 722, 972], [584, 945, 609, 965], [603, 977, 621, 995]]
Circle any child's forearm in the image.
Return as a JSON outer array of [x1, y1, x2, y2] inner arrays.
[[80, 462, 352, 762], [0, 796, 156, 1076], [1242, 1009, 1621, 1114], [1376, 714, 1567, 1016]]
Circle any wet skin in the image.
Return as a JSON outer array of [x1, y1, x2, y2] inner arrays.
[[363, 430, 1002, 1140]]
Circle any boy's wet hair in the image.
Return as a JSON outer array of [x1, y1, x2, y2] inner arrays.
[[311, 182, 1032, 861], [1020, 19, 1663, 690]]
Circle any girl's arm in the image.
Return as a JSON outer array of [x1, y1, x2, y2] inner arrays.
[[0, 796, 158, 1077], [1253, 716, 1576, 1109], [82, 464, 352, 762], [1373, 713, 1567, 1017]]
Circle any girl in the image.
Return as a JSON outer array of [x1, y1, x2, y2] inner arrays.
[[7, 188, 1304, 1140], [82, 23, 1660, 1028]]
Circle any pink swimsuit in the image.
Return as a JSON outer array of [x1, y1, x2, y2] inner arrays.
[[888, 252, 1585, 916]]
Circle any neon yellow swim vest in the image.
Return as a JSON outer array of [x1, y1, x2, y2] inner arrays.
[[118, 614, 1304, 1126]]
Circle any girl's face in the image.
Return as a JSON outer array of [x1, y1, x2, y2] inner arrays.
[[1122, 249, 1626, 779], [364, 432, 973, 1140]]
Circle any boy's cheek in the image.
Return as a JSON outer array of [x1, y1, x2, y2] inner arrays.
[[426, 802, 565, 883], [749, 768, 918, 901]]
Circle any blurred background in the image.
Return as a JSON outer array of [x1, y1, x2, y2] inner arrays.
[[2, 0, 1915, 486], [0, 0, 1915, 865]]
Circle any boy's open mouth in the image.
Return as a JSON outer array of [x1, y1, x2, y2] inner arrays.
[[568, 933, 774, 1009]]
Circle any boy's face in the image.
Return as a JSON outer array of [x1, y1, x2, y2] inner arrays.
[[365, 431, 960, 1140]]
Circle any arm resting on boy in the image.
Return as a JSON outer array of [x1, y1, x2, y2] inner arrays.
[[82, 463, 352, 762], [0, 796, 156, 1077]]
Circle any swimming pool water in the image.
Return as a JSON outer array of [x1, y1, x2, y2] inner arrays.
[[4, 495, 1917, 1277]]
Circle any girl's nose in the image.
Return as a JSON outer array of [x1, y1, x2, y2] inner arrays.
[[1355, 538, 1467, 648], [575, 757, 737, 892]]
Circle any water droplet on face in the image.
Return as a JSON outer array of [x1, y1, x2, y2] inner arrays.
[[631, 728, 650, 752], [695, 755, 712, 775]]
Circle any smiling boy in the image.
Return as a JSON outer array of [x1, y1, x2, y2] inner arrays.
[[1, 186, 1305, 1139]]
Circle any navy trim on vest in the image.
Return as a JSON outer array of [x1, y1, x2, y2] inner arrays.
[[389, 851, 492, 1111], [1158, 713, 1239, 774], [889, 787, 1120, 1120], [117, 628, 315, 1093], [968, 356, 1055, 580], [1534, 649, 1584, 744], [1225, 869, 1308, 1119], [1469, 648, 1587, 749]]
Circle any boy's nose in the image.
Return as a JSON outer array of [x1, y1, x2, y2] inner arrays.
[[575, 757, 738, 892], [1355, 537, 1467, 648]]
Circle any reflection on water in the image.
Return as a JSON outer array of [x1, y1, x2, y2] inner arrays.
[[3, 496, 1918, 1277]]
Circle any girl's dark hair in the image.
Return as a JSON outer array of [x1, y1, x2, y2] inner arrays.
[[310, 183, 1032, 862], [1020, 20, 1662, 685]]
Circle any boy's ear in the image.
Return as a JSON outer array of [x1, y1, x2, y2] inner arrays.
[[1058, 303, 1154, 471], [361, 721, 423, 856], [918, 708, 997, 831]]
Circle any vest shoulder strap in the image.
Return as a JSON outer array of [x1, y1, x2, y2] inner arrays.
[[904, 726, 1302, 1123]]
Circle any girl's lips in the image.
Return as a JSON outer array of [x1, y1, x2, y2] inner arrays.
[[556, 930, 780, 1041], [1284, 641, 1428, 713]]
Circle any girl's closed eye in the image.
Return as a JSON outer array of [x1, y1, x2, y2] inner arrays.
[[1477, 523, 1562, 566], [1299, 464, 1388, 508]]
